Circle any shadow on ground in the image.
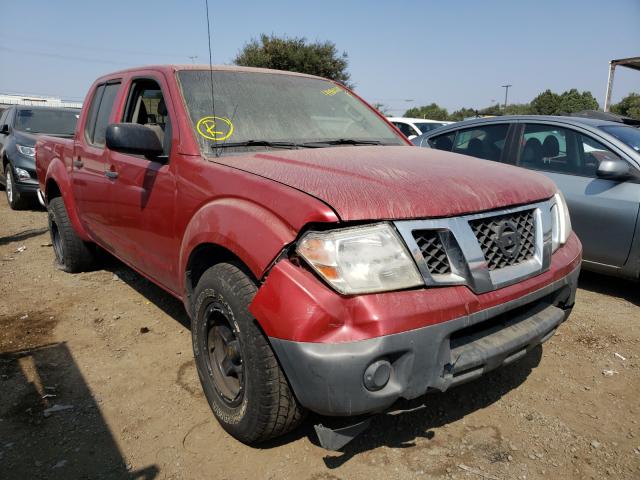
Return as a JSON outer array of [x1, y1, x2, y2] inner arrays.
[[578, 270, 639, 307], [0, 312, 159, 480], [0, 227, 49, 246], [315, 346, 543, 468]]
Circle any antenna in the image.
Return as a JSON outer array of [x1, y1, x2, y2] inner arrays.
[[204, 0, 219, 156]]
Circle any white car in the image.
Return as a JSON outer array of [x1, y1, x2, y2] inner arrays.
[[387, 117, 453, 140]]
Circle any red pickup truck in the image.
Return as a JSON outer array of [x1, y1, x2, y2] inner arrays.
[[36, 65, 581, 447]]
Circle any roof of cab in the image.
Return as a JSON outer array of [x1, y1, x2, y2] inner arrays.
[[95, 64, 327, 83]]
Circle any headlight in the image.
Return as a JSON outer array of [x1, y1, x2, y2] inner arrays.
[[296, 223, 424, 294], [551, 191, 572, 252], [16, 144, 35, 157], [14, 167, 32, 181]]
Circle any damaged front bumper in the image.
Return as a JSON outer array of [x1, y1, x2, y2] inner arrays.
[[269, 264, 578, 416], [249, 228, 581, 418]]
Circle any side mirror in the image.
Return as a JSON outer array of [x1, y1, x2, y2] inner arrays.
[[106, 123, 164, 158], [596, 157, 631, 181], [0, 124, 9, 135]]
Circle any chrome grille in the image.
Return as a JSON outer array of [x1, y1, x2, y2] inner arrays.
[[470, 210, 536, 271], [413, 231, 451, 274]]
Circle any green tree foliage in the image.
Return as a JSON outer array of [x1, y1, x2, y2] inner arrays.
[[611, 92, 640, 119], [449, 107, 478, 121], [558, 89, 599, 113], [233, 34, 352, 87], [530, 89, 562, 115], [530, 88, 598, 115], [404, 103, 449, 120], [371, 102, 391, 115], [504, 103, 533, 115]]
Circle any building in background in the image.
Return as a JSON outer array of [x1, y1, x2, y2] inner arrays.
[[0, 93, 82, 109]]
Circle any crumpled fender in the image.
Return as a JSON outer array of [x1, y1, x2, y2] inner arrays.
[[45, 157, 91, 241], [178, 197, 299, 292]]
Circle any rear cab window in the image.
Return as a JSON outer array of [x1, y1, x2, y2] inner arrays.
[[84, 82, 121, 147]]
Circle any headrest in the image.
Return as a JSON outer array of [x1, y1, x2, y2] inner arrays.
[[157, 98, 168, 117], [543, 135, 559, 157]]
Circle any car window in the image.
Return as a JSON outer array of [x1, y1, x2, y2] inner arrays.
[[86, 82, 120, 147], [0, 109, 7, 127], [579, 134, 625, 178], [428, 132, 455, 151], [414, 122, 444, 134], [393, 121, 418, 138], [123, 78, 172, 156], [599, 125, 640, 153], [451, 124, 509, 161], [517, 124, 616, 177]]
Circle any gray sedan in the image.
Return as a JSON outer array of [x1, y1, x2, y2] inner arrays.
[[413, 116, 640, 280]]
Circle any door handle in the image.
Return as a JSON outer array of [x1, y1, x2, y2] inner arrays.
[[105, 170, 118, 179], [73, 158, 84, 168]]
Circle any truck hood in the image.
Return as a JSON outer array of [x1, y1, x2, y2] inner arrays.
[[213, 146, 557, 221]]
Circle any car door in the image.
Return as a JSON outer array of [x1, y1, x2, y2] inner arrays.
[[103, 75, 178, 290], [515, 122, 639, 268], [73, 81, 121, 243]]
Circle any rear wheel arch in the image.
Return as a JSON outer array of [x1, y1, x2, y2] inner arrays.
[[45, 178, 62, 202]]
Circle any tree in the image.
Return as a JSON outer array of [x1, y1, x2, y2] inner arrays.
[[531, 88, 598, 115], [530, 89, 562, 115], [558, 88, 599, 113], [503, 103, 533, 115], [449, 107, 478, 121], [234, 34, 352, 87], [611, 92, 640, 119], [404, 103, 449, 120], [371, 103, 391, 115]]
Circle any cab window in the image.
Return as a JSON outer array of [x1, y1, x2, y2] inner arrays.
[[122, 79, 171, 156], [428, 132, 455, 151], [85, 82, 121, 147], [451, 124, 509, 161]]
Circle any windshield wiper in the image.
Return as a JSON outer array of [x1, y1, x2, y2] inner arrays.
[[211, 140, 302, 150], [300, 138, 384, 147]]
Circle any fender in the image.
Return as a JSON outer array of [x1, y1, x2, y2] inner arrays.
[[45, 157, 91, 241], [179, 197, 301, 293]]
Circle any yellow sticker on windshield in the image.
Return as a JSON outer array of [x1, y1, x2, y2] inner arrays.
[[321, 86, 341, 96], [196, 116, 234, 141]]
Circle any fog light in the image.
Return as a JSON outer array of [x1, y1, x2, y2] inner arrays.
[[363, 359, 391, 391], [14, 167, 31, 181]]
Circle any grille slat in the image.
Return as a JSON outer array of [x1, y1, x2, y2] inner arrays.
[[470, 210, 536, 271], [413, 231, 451, 275]]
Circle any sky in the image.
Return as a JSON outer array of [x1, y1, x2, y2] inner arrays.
[[1, 0, 639, 115]]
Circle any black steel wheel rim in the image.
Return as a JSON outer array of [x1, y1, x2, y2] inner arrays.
[[203, 302, 244, 407]]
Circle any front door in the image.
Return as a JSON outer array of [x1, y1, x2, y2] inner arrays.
[[104, 76, 178, 291], [517, 123, 639, 268]]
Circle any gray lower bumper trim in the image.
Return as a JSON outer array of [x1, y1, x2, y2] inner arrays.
[[270, 265, 580, 416]]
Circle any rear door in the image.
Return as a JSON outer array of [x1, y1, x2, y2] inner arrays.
[[103, 75, 178, 290], [73, 81, 121, 243], [515, 122, 639, 267]]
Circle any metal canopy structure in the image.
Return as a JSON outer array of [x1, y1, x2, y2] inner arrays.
[[604, 56, 640, 112]]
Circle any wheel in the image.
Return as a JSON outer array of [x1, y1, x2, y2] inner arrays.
[[191, 262, 305, 444], [47, 196, 94, 272], [5, 163, 30, 210]]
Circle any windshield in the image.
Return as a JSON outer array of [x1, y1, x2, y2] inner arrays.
[[14, 108, 79, 135], [600, 125, 640, 153], [414, 122, 445, 134], [177, 70, 405, 154]]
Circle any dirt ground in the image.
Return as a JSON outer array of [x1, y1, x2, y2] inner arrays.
[[1, 199, 639, 480]]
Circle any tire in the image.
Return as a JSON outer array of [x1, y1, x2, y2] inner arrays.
[[47, 196, 94, 273], [5, 163, 30, 210], [192, 262, 305, 444]]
